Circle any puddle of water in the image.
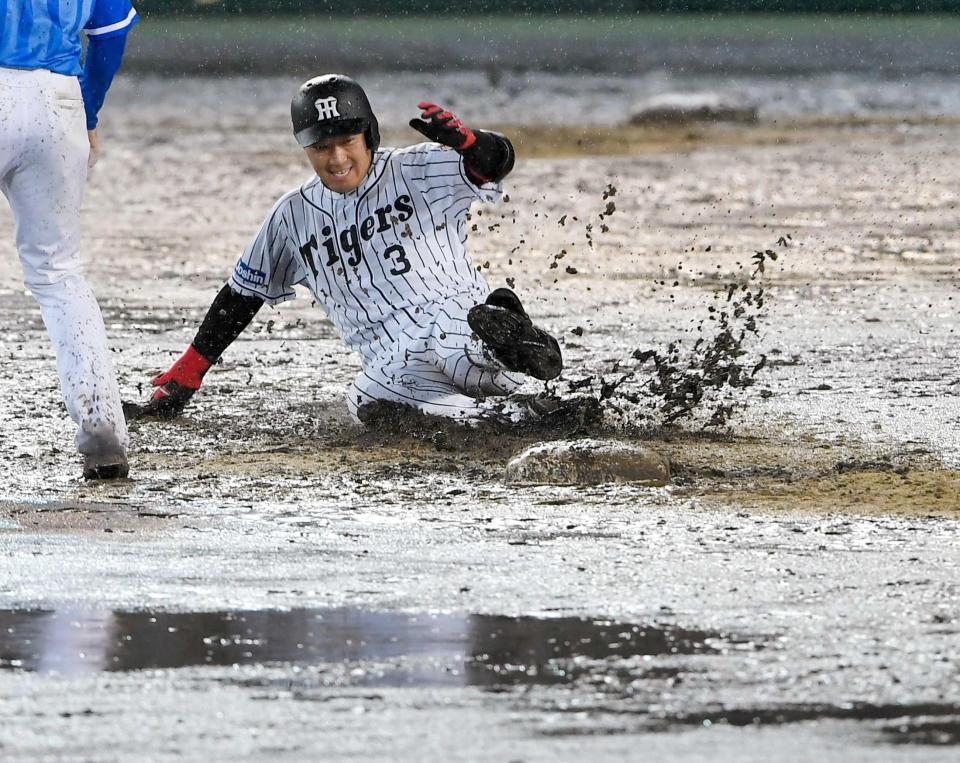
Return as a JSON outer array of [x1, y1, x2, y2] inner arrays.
[[0, 608, 725, 686], [3, 608, 955, 747], [880, 717, 960, 746]]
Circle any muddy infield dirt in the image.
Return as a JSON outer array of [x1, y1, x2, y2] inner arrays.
[[1, 79, 959, 760]]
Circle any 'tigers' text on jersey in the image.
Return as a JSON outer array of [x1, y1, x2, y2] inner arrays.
[[297, 193, 415, 278]]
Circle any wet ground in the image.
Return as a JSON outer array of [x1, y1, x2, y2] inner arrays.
[[1, 77, 959, 760]]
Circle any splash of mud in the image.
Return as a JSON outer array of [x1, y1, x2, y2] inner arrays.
[[562, 238, 786, 430], [487, 182, 786, 432], [355, 394, 605, 449], [356, 238, 784, 442]]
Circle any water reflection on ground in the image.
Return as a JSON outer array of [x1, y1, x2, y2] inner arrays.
[[0, 608, 727, 685]]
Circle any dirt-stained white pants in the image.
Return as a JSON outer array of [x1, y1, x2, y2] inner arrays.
[[348, 292, 527, 423], [0, 67, 127, 459]]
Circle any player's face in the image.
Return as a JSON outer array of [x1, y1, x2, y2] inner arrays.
[[305, 133, 372, 193]]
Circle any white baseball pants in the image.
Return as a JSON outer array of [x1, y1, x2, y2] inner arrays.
[[0, 67, 127, 459], [348, 292, 526, 423]]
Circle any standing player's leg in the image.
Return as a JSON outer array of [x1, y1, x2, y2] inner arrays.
[[0, 71, 128, 477]]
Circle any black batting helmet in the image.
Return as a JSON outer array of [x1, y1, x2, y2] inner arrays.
[[291, 74, 380, 152]]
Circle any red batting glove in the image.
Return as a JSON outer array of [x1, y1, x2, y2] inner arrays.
[[151, 345, 213, 393], [146, 345, 212, 419], [122, 345, 214, 422], [408, 101, 477, 150]]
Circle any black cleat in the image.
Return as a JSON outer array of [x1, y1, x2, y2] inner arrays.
[[83, 454, 130, 481], [468, 288, 563, 381]]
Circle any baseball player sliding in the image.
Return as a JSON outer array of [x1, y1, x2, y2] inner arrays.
[[132, 74, 564, 425], [1, 1, 138, 479]]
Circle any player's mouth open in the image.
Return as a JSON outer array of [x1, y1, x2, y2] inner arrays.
[[329, 167, 351, 177]]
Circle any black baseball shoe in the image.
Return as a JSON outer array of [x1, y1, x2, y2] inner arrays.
[[83, 453, 130, 480], [467, 288, 563, 381]]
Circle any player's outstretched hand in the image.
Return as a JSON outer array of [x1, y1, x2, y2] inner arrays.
[[409, 102, 477, 150], [123, 381, 196, 421], [123, 345, 213, 422]]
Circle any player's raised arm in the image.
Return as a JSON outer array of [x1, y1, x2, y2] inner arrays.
[[409, 102, 515, 185], [126, 287, 264, 420]]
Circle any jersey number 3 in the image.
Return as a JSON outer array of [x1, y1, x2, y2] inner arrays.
[[300, 237, 410, 278], [382, 244, 411, 276]]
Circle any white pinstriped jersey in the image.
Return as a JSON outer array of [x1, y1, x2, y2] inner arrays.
[[229, 142, 501, 365]]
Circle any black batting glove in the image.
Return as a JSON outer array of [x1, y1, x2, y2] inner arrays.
[[409, 101, 477, 151]]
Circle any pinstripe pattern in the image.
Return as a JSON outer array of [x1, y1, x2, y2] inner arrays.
[[228, 142, 528, 422]]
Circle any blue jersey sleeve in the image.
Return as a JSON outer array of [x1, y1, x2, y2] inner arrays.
[[85, 0, 138, 40], [80, 34, 129, 130]]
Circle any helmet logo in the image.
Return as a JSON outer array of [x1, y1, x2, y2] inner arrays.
[[314, 97, 340, 121]]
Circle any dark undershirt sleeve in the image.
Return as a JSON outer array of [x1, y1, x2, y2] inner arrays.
[[192, 285, 264, 361], [460, 130, 515, 185]]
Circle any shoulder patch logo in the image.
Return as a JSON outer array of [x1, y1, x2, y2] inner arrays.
[[234, 260, 266, 287], [314, 97, 340, 121]]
